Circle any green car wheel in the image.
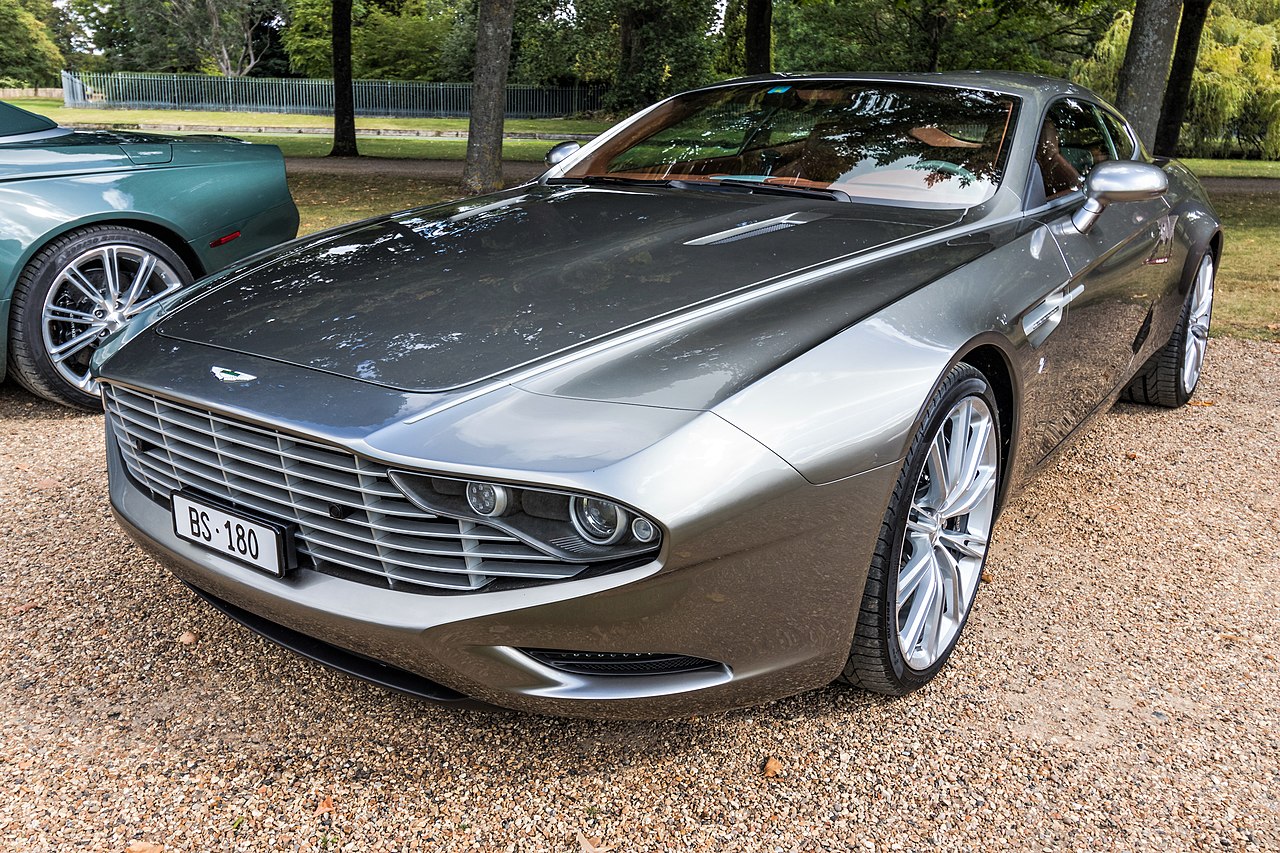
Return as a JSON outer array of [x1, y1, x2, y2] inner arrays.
[[8, 225, 192, 410]]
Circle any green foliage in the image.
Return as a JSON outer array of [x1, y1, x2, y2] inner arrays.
[[71, 0, 273, 74], [353, 0, 454, 79], [773, 0, 1125, 76], [283, 0, 457, 80], [1074, 2, 1280, 157], [280, 0, 336, 76], [712, 0, 746, 78], [0, 0, 64, 85], [605, 0, 717, 111]]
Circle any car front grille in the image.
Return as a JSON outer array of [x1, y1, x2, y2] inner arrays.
[[103, 384, 591, 592]]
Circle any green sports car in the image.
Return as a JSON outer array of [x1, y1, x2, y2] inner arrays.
[[1, 100, 298, 409]]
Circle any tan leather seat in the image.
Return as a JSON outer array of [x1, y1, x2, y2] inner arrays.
[[1037, 119, 1081, 198]]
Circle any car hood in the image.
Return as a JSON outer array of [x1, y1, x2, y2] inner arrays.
[[157, 184, 962, 393]]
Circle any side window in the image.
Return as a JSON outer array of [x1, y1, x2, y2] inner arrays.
[[1036, 99, 1112, 199], [1095, 108, 1136, 160]]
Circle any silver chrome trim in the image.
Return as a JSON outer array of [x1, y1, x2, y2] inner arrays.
[[103, 384, 596, 591]]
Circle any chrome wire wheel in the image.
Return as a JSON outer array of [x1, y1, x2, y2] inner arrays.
[[40, 243, 184, 394], [1181, 253, 1215, 396], [895, 395, 999, 671]]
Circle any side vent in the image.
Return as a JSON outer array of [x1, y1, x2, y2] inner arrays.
[[684, 211, 828, 246]]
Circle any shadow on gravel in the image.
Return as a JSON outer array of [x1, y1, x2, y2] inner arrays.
[[0, 381, 100, 423]]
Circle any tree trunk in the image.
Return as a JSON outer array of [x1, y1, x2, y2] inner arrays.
[[744, 0, 771, 75], [1116, 0, 1182, 151], [461, 0, 516, 195], [330, 0, 358, 157], [1154, 0, 1211, 156]]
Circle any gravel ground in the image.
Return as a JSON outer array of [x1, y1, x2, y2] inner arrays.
[[1, 338, 1277, 852]]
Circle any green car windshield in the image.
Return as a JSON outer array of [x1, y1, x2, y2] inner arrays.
[[0, 101, 59, 137], [564, 83, 1019, 207]]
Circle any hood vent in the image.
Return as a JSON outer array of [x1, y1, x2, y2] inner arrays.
[[684, 211, 829, 246]]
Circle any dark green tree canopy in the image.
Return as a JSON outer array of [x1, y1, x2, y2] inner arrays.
[[0, 0, 64, 85]]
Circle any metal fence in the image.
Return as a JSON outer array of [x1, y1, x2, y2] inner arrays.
[[61, 71, 606, 119]]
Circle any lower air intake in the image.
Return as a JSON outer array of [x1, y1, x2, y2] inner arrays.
[[522, 649, 721, 676]]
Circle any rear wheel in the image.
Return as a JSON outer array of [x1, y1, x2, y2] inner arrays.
[[8, 226, 191, 410], [1124, 252, 1215, 408], [839, 364, 1001, 695]]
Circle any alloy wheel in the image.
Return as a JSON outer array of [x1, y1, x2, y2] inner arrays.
[[895, 395, 999, 671], [1181, 254, 1215, 395], [40, 244, 184, 394]]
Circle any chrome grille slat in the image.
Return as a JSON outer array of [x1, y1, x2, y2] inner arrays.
[[105, 384, 591, 592], [110, 391, 376, 478], [110, 404, 400, 499]]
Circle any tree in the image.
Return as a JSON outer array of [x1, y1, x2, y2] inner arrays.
[[331, 0, 359, 156], [607, 0, 717, 112], [1155, 0, 1213, 154], [1074, 1, 1280, 158], [1115, 0, 1183, 148], [21, 0, 89, 71], [169, 0, 277, 75], [353, 0, 453, 80], [0, 0, 63, 85], [461, 0, 516, 193], [772, 0, 1126, 78], [744, 0, 771, 74]]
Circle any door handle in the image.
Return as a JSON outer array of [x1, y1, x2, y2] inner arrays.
[[1023, 283, 1084, 347]]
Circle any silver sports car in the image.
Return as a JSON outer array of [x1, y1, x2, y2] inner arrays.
[[96, 73, 1221, 718]]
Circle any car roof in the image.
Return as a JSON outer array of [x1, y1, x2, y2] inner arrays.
[[702, 71, 1095, 106], [1, 101, 59, 137]]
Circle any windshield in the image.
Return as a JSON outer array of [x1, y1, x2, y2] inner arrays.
[[563, 83, 1019, 207]]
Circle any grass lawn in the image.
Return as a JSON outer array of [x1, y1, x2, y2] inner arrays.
[[1182, 158, 1280, 179], [256, 133, 554, 161], [9, 97, 613, 137], [1209, 190, 1280, 340]]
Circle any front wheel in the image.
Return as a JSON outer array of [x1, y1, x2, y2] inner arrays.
[[7, 226, 192, 410], [839, 364, 1002, 695]]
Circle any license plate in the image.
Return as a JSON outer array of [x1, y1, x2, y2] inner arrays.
[[172, 492, 294, 577]]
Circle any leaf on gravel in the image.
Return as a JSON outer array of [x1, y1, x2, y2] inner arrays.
[[981, 570, 994, 583], [1124, 452, 1137, 460], [10, 602, 40, 615], [314, 796, 335, 816], [126, 842, 164, 853], [34, 478, 61, 490], [177, 631, 198, 645], [1187, 400, 1216, 407], [763, 757, 783, 777], [576, 832, 615, 852]]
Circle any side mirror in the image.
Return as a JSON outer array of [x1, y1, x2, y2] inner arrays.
[[1072, 161, 1168, 233], [544, 140, 582, 167]]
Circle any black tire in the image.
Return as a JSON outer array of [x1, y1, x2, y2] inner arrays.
[[8, 225, 192, 410], [1123, 252, 1216, 409], [839, 364, 1002, 695]]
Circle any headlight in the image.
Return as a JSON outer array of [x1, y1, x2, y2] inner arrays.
[[389, 472, 661, 562], [570, 497, 629, 545]]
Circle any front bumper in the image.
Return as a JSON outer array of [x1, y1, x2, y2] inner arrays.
[[106, 411, 899, 719]]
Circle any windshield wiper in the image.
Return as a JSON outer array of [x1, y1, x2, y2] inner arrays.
[[546, 175, 678, 187], [706, 178, 852, 203]]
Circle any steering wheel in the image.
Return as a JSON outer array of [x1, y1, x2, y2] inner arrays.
[[910, 160, 976, 181]]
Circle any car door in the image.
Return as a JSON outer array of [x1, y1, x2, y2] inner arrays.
[[1022, 97, 1172, 461]]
